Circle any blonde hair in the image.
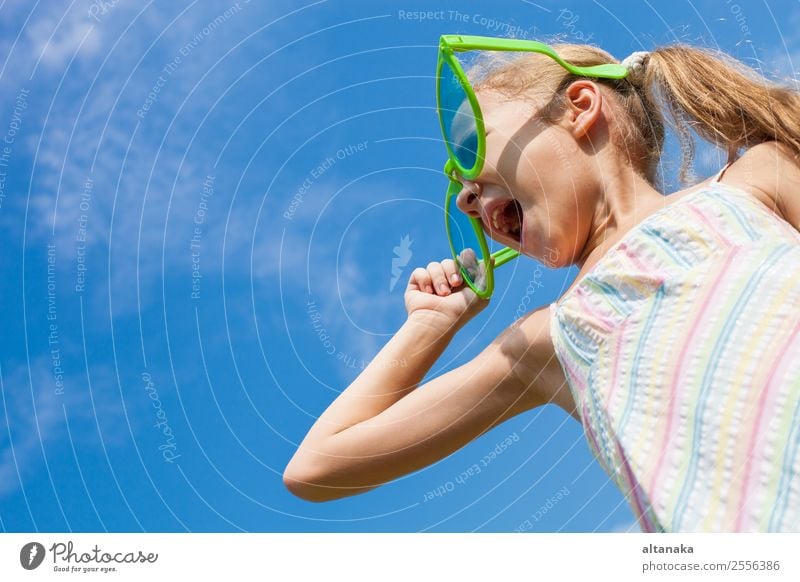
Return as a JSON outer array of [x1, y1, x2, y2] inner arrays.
[[465, 40, 800, 187]]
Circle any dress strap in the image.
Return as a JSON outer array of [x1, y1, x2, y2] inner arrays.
[[711, 161, 733, 185]]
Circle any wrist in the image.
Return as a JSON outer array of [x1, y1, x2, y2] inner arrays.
[[406, 309, 461, 337]]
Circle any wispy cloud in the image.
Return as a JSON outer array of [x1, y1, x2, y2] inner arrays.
[[14, 2, 272, 315], [25, 2, 102, 73], [0, 358, 63, 497], [0, 356, 130, 498]]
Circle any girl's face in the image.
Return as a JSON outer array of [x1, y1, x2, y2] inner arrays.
[[454, 87, 599, 268]]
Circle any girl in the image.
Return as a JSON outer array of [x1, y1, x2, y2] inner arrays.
[[284, 40, 800, 532]]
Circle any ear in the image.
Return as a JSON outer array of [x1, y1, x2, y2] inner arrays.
[[563, 80, 603, 139]]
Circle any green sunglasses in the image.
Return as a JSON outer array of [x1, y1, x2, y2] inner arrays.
[[436, 34, 630, 298]]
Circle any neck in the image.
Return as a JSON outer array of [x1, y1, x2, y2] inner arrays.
[[574, 163, 664, 269]]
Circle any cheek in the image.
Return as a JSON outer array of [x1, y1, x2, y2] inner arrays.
[[516, 161, 562, 195], [523, 202, 578, 268], [516, 133, 574, 190]]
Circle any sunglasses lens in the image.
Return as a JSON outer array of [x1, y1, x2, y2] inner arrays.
[[446, 187, 488, 293], [438, 60, 479, 172]]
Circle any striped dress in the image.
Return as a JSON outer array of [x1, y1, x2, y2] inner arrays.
[[549, 162, 800, 532]]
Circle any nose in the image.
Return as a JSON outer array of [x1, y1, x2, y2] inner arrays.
[[455, 180, 483, 218]]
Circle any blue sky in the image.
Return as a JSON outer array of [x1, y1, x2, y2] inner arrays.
[[0, 0, 797, 532]]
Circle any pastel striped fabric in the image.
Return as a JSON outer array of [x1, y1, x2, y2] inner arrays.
[[549, 165, 800, 532]]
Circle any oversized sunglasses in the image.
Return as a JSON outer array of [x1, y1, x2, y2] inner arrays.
[[436, 34, 629, 298]]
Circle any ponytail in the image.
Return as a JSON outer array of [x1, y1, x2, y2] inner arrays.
[[642, 45, 800, 184]]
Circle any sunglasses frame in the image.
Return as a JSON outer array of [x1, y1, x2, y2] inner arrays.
[[436, 34, 630, 298], [443, 158, 519, 299]]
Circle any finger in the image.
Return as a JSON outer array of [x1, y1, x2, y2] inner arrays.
[[410, 267, 434, 294], [460, 247, 477, 269], [426, 261, 450, 296], [441, 258, 462, 286]]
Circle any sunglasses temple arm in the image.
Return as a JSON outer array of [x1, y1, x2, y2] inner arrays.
[[490, 247, 520, 268]]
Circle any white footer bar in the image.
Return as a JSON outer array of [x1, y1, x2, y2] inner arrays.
[[1, 533, 798, 581]]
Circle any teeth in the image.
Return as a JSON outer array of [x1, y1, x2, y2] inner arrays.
[[491, 205, 503, 231], [487, 200, 522, 240]]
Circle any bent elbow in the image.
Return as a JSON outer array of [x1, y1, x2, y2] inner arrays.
[[282, 465, 337, 503], [283, 456, 379, 503]]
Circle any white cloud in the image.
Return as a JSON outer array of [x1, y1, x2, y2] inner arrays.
[[0, 357, 129, 498], [0, 359, 62, 497], [24, 3, 102, 72], [13, 1, 280, 316]]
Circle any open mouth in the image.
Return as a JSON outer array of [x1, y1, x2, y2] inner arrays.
[[487, 199, 523, 244]]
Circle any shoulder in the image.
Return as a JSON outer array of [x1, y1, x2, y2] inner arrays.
[[725, 141, 800, 229], [484, 303, 578, 420]]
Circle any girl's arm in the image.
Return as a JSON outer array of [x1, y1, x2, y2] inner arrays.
[[301, 311, 464, 441], [283, 259, 550, 502]]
